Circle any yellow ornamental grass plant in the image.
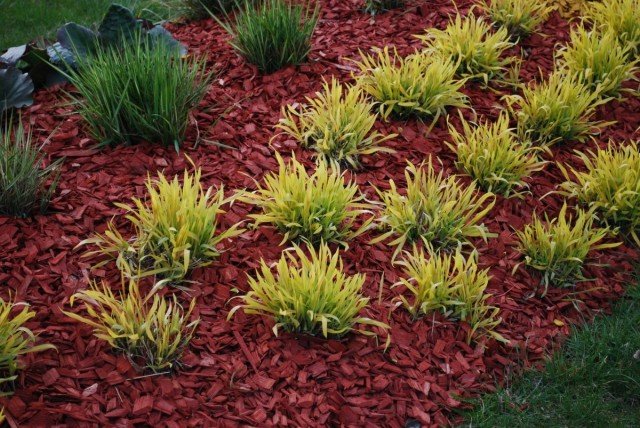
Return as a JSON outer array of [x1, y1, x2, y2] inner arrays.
[[558, 141, 640, 245], [479, 0, 553, 38], [505, 71, 610, 146], [352, 46, 468, 120], [0, 297, 55, 394], [229, 243, 390, 343], [557, 26, 638, 98], [416, 13, 515, 82], [65, 277, 199, 372], [276, 78, 396, 169], [447, 112, 546, 197], [396, 246, 505, 343], [515, 204, 620, 294], [79, 166, 243, 283], [372, 160, 496, 260], [587, 0, 640, 54], [242, 154, 375, 247]]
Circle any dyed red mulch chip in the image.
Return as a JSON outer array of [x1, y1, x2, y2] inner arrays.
[[2, 0, 639, 426]]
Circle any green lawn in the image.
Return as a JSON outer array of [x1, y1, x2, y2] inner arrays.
[[0, 0, 180, 50], [461, 283, 640, 427]]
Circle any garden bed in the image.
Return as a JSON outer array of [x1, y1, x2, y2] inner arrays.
[[1, 0, 639, 426]]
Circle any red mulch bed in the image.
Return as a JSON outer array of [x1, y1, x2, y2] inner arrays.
[[2, 0, 639, 426]]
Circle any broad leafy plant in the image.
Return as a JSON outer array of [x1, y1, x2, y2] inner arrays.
[[276, 78, 396, 169], [241, 154, 375, 247], [229, 243, 390, 343], [352, 47, 467, 120], [372, 160, 496, 259], [515, 204, 619, 294], [0, 67, 33, 115]]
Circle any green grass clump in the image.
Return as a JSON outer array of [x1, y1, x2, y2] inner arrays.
[[479, 0, 552, 38], [229, 243, 389, 341], [396, 246, 504, 343], [447, 112, 545, 197], [217, 0, 318, 74], [586, 0, 640, 54], [0, 119, 61, 217], [416, 13, 515, 82], [557, 26, 638, 98], [372, 160, 496, 259], [352, 47, 467, 120], [276, 78, 395, 169], [181, 0, 239, 18], [461, 284, 640, 427], [505, 71, 609, 146], [515, 203, 619, 294], [241, 154, 375, 247], [559, 141, 640, 246], [65, 38, 209, 148]]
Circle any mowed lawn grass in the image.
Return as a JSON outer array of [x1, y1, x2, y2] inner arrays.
[[0, 0, 178, 49], [461, 282, 640, 427]]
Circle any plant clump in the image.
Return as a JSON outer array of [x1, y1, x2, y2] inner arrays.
[[479, 0, 552, 38]]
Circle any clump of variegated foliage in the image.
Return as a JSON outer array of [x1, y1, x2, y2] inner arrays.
[[65, 277, 199, 372], [352, 47, 467, 120], [586, 0, 640, 54], [396, 246, 505, 343], [447, 112, 546, 197], [515, 204, 619, 294], [364, 0, 405, 14], [229, 243, 390, 343], [276, 78, 395, 169], [416, 13, 515, 82], [0, 297, 55, 395], [372, 160, 496, 259], [241, 154, 375, 247], [78, 166, 243, 284], [558, 141, 640, 246], [479, 0, 552, 38], [556, 26, 638, 98], [505, 71, 609, 146]]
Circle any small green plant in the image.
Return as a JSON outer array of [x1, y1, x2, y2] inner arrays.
[[0, 118, 61, 217], [446, 112, 545, 197], [181, 0, 239, 18], [352, 47, 467, 120], [396, 246, 504, 342], [241, 154, 374, 247], [372, 160, 496, 259], [515, 204, 619, 294], [416, 13, 515, 82], [364, 0, 405, 14], [558, 141, 640, 245], [215, 0, 318, 74], [229, 243, 390, 342], [505, 71, 610, 146], [79, 166, 243, 283], [0, 296, 55, 395], [479, 0, 552, 38], [276, 78, 396, 169], [586, 0, 640, 53], [556, 26, 638, 98], [65, 36, 209, 148], [65, 277, 199, 372]]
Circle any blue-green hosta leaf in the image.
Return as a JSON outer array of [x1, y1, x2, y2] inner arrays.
[[0, 67, 34, 113], [98, 3, 139, 45], [57, 23, 99, 58], [147, 25, 187, 57]]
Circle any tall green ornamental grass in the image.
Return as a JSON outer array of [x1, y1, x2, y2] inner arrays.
[[65, 37, 209, 148], [216, 0, 318, 74], [0, 119, 61, 217]]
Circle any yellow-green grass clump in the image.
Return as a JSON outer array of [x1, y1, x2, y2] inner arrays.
[[372, 160, 496, 259], [79, 167, 243, 284], [558, 141, 640, 245], [416, 13, 515, 82], [447, 112, 546, 197], [556, 26, 638, 98], [229, 243, 390, 342], [241, 154, 375, 247], [66, 277, 199, 372], [276, 78, 395, 169], [479, 0, 552, 38], [516, 204, 620, 294], [586, 0, 640, 54], [396, 246, 505, 343], [352, 46, 467, 120]]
